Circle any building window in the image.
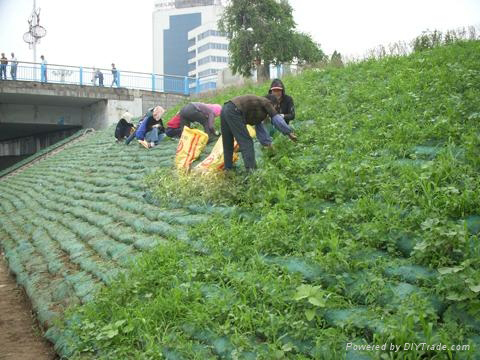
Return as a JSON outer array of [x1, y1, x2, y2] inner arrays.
[[197, 29, 227, 41], [198, 68, 219, 77], [187, 50, 196, 60], [188, 38, 196, 47], [188, 62, 196, 72], [198, 56, 229, 65], [198, 43, 229, 53], [175, 0, 215, 9], [201, 82, 217, 91]]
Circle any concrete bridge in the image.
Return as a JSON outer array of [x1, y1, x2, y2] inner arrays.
[[0, 80, 188, 163]]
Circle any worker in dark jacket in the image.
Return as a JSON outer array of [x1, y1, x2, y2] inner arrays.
[[268, 78, 295, 124], [221, 94, 297, 171]]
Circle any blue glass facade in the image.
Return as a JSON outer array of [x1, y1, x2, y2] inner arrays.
[[164, 13, 201, 77]]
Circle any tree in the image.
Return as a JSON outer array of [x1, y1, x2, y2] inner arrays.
[[218, 0, 324, 81], [330, 50, 344, 67]]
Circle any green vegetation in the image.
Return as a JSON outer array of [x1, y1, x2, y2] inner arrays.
[[1, 39, 479, 359], [218, 0, 323, 79]]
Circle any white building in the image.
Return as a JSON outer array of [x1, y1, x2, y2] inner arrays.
[[152, 0, 229, 92]]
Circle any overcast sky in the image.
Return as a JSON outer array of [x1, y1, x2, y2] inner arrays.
[[0, 0, 479, 73]]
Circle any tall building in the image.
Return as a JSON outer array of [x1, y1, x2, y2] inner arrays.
[[153, 0, 229, 92]]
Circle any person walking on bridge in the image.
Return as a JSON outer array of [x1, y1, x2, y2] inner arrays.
[[111, 63, 119, 87], [0, 53, 7, 80]]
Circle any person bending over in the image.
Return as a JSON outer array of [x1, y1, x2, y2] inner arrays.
[[221, 94, 297, 171], [178, 102, 221, 142]]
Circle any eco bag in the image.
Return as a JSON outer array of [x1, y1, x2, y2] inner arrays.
[[193, 125, 256, 173], [175, 126, 209, 170]]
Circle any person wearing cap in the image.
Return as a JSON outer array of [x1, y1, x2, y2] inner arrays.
[[178, 102, 221, 142], [221, 94, 297, 171], [125, 106, 166, 148], [267, 78, 295, 125]]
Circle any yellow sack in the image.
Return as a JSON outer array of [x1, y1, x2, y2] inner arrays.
[[175, 126, 209, 170], [194, 125, 256, 173]]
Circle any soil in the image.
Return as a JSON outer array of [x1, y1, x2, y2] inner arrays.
[[0, 254, 57, 360]]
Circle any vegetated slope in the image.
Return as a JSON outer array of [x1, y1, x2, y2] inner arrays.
[[0, 132, 220, 353], [3, 40, 480, 359], [64, 41, 480, 359]]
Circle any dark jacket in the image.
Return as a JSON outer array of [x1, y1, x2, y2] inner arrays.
[[142, 108, 165, 132], [146, 117, 165, 133], [268, 79, 295, 124], [115, 118, 134, 140], [136, 114, 165, 140], [230, 95, 278, 126]]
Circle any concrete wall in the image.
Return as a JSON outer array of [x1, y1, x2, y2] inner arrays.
[[0, 128, 80, 156], [0, 81, 134, 102], [139, 90, 187, 115], [0, 93, 186, 132], [216, 67, 255, 90], [0, 104, 83, 126], [82, 98, 144, 129], [91, 92, 187, 126]]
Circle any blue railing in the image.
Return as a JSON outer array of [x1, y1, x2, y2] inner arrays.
[[0, 61, 215, 96]]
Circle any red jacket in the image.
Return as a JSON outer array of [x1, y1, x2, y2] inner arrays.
[[167, 113, 181, 129]]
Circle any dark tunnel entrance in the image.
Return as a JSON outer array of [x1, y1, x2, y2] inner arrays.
[[0, 123, 82, 171]]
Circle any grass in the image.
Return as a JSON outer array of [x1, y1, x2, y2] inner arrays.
[[1, 39, 480, 359], [54, 40, 480, 359]]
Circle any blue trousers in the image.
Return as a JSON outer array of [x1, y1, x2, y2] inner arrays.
[[145, 128, 165, 144], [0, 64, 6, 79]]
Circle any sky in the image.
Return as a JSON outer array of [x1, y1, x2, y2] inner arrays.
[[0, 0, 479, 74]]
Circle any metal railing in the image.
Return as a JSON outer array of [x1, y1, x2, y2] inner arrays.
[[0, 61, 214, 95]]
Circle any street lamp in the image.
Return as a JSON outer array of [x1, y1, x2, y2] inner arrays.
[[23, 0, 46, 79]]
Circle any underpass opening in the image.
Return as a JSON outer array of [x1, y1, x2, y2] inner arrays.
[[0, 123, 81, 171]]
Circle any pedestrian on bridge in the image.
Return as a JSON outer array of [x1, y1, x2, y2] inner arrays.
[[97, 69, 104, 86], [10, 53, 18, 80], [40, 55, 47, 83], [0, 53, 7, 80], [93, 68, 104, 86], [111, 63, 119, 87]]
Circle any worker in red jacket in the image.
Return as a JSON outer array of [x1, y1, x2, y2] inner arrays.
[[165, 112, 182, 138]]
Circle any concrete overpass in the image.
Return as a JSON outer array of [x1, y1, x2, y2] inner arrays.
[[0, 80, 188, 162], [0, 80, 187, 129]]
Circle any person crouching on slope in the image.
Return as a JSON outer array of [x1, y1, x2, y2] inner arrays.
[[221, 94, 297, 171], [125, 106, 166, 149], [165, 112, 182, 139], [178, 102, 221, 142], [268, 78, 295, 124]]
